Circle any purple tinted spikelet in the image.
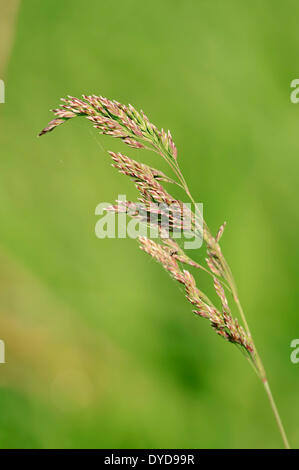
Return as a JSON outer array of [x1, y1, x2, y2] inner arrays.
[[38, 118, 67, 136], [206, 257, 222, 276], [213, 277, 253, 353], [215, 221, 226, 242], [39, 94, 178, 161], [139, 237, 184, 283], [109, 152, 171, 184], [162, 238, 205, 270], [139, 237, 253, 354]]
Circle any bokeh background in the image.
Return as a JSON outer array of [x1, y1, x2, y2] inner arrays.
[[0, 0, 298, 449]]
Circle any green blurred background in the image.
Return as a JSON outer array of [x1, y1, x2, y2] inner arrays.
[[0, 0, 298, 449]]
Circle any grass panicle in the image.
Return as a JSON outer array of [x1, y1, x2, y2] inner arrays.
[[39, 93, 291, 449]]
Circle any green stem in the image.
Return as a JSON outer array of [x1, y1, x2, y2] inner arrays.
[[263, 379, 290, 449]]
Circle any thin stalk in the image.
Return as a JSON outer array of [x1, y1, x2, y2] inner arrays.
[[263, 379, 290, 449]]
